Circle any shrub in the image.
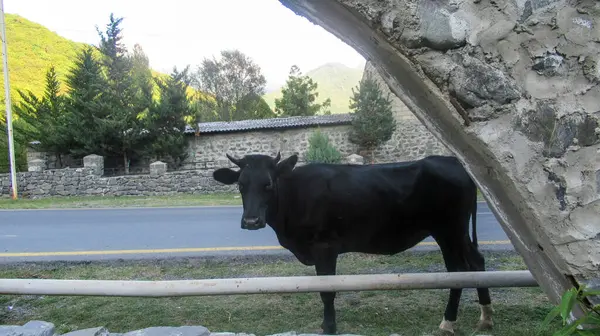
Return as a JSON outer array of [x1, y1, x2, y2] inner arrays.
[[305, 129, 343, 164]]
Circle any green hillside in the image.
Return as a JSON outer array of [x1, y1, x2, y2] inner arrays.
[[263, 62, 364, 114], [0, 14, 90, 106], [0, 13, 198, 173]]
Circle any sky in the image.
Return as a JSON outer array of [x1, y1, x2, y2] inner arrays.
[[4, 0, 366, 91]]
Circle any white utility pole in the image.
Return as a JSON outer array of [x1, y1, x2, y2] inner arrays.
[[0, 0, 18, 200]]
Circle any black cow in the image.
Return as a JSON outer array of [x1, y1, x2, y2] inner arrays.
[[212, 152, 493, 335]]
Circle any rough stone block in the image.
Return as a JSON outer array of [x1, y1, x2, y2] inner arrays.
[[149, 161, 167, 176], [346, 154, 365, 165], [123, 326, 210, 336], [27, 159, 46, 172], [83, 154, 104, 176], [62, 327, 109, 336], [265, 333, 363, 336], [0, 321, 56, 336]]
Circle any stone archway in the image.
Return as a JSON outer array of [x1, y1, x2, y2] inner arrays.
[[278, 0, 600, 310]]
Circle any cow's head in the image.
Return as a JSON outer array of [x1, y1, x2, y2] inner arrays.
[[212, 152, 298, 230]]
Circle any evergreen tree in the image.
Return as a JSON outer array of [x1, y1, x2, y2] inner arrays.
[[234, 92, 275, 120], [13, 65, 72, 166], [305, 129, 342, 164], [95, 13, 147, 173], [131, 43, 154, 114], [348, 76, 396, 162], [145, 66, 193, 168], [62, 46, 110, 159], [274, 65, 331, 117]]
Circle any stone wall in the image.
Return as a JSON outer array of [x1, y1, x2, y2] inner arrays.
[[185, 118, 449, 167], [10, 116, 449, 199], [1, 157, 236, 199]]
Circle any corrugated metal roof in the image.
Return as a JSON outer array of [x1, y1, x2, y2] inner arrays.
[[184, 113, 353, 134]]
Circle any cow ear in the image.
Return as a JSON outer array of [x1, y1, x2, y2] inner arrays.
[[213, 168, 240, 185], [275, 154, 298, 176]]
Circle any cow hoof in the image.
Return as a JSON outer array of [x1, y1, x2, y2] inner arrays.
[[477, 304, 494, 331], [319, 324, 337, 335], [476, 318, 494, 331], [438, 319, 455, 335]]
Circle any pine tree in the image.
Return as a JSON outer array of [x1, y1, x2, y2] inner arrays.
[[348, 76, 396, 163], [95, 13, 147, 173], [145, 66, 193, 168], [131, 44, 154, 114], [234, 92, 275, 120], [274, 65, 331, 117], [305, 129, 343, 164], [63, 46, 110, 159], [13, 65, 72, 165]]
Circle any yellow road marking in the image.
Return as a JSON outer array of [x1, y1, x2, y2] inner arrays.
[[0, 240, 512, 258]]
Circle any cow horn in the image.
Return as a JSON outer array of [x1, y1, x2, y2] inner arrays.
[[273, 151, 281, 163], [226, 153, 243, 167]]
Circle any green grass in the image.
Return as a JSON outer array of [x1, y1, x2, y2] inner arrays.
[[0, 190, 487, 210], [0, 251, 559, 335], [0, 191, 487, 210], [0, 193, 241, 209]]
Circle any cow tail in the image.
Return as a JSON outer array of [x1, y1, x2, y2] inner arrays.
[[471, 191, 478, 248]]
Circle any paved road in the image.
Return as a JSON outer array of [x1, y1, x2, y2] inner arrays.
[[0, 202, 511, 263]]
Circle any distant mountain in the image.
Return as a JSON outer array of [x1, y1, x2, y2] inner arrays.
[[263, 62, 364, 114]]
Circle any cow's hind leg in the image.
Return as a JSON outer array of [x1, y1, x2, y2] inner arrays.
[[313, 244, 339, 335], [467, 243, 494, 331], [434, 234, 470, 335]]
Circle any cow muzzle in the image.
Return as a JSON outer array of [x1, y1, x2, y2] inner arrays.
[[241, 216, 266, 230]]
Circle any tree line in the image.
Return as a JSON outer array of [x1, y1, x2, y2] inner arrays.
[[3, 13, 396, 173]]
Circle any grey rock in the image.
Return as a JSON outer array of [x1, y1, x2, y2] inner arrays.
[[123, 326, 210, 336], [532, 52, 564, 76], [62, 327, 109, 336], [0, 321, 55, 336], [346, 154, 364, 165], [518, 101, 599, 157], [415, 51, 457, 87], [418, 0, 468, 50], [582, 56, 600, 83], [149, 161, 167, 176], [266, 333, 362, 336], [596, 170, 600, 195], [449, 54, 521, 107], [518, 0, 562, 23], [83, 154, 104, 176]]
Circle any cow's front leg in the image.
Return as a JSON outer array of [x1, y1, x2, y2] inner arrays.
[[313, 243, 338, 335]]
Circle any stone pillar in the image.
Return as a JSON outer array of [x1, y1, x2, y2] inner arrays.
[[150, 161, 167, 176], [26, 141, 47, 172], [346, 154, 364, 165], [83, 154, 104, 176], [27, 159, 46, 172]]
